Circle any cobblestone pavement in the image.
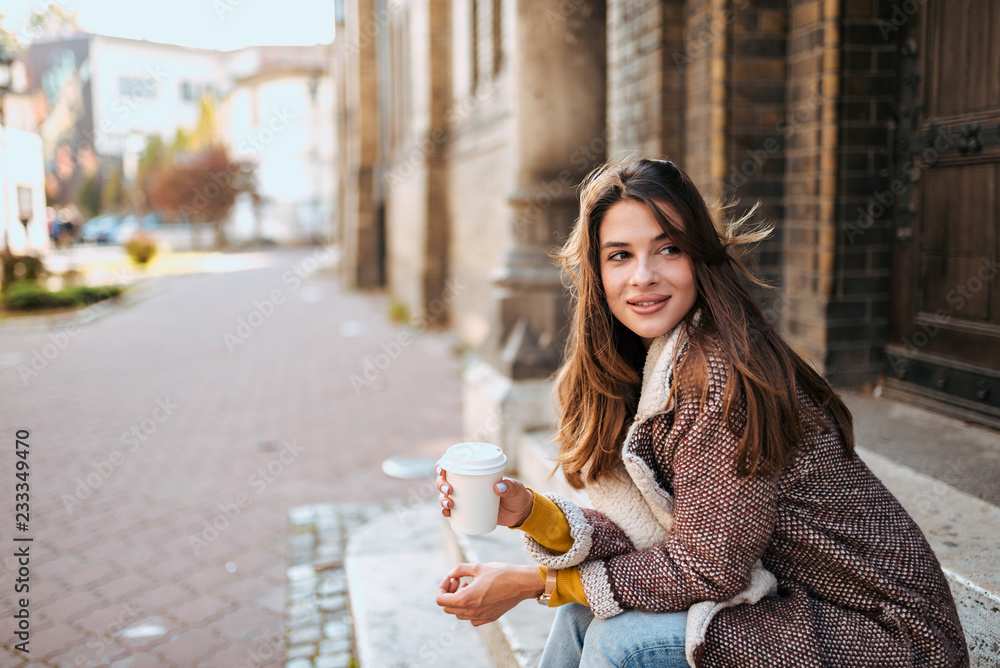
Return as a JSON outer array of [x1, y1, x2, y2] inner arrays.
[[0, 248, 465, 666], [283, 502, 393, 668]]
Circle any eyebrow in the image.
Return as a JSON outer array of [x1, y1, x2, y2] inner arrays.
[[600, 232, 670, 250]]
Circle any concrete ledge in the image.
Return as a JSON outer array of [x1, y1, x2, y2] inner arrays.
[[444, 523, 554, 668], [857, 446, 1000, 664], [345, 504, 492, 667]]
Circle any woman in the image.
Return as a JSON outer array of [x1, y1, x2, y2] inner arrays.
[[435, 158, 968, 667]]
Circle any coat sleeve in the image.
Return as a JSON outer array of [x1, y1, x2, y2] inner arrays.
[[580, 358, 780, 619], [521, 493, 638, 570]]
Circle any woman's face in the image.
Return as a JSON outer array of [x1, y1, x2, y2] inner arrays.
[[599, 200, 697, 349]]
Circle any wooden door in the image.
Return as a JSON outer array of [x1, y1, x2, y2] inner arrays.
[[887, 0, 1000, 427]]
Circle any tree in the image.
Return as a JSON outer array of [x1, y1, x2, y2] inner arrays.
[[148, 145, 257, 249], [77, 172, 101, 218], [190, 96, 219, 152], [100, 166, 126, 213]]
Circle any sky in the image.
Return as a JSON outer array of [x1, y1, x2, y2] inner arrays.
[[1, 0, 338, 51]]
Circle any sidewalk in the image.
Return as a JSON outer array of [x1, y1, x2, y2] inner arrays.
[[0, 247, 467, 666]]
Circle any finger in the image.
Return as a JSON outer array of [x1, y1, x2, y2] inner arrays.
[[435, 575, 460, 595], [495, 476, 526, 496], [436, 472, 450, 494], [444, 563, 479, 580], [440, 494, 453, 510]]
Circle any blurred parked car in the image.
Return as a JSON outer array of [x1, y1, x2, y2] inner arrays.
[[115, 213, 163, 244], [81, 215, 123, 244]]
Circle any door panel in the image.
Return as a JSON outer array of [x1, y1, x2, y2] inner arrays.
[[887, 0, 1000, 428]]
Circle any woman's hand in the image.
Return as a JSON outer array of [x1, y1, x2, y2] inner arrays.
[[435, 562, 544, 626], [436, 470, 534, 528]]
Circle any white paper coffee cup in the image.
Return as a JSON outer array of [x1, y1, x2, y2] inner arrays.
[[437, 442, 507, 535]]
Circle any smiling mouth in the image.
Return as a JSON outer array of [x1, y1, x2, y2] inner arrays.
[[627, 297, 668, 306]]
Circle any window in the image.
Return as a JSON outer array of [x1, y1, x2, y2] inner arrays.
[[118, 76, 159, 102]]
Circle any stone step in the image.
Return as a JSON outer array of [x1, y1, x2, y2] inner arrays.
[[342, 392, 1000, 667], [857, 447, 1000, 664], [443, 521, 556, 668], [345, 503, 494, 667]]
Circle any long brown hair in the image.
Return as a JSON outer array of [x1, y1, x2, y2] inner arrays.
[[552, 157, 854, 489]]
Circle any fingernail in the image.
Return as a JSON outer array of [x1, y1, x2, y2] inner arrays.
[[441, 484, 450, 494], [497, 482, 507, 493], [436, 465, 442, 474]]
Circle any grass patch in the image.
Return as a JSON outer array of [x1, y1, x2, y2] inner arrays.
[[3, 281, 123, 312]]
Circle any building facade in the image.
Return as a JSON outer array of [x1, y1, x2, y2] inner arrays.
[[335, 0, 1000, 442], [22, 35, 336, 244]]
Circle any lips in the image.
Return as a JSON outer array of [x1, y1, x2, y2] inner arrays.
[[626, 294, 669, 314]]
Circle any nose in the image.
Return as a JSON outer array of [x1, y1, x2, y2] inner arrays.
[[630, 254, 658, 286]]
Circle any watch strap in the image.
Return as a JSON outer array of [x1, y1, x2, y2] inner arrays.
[[537, 566, 557, 605]]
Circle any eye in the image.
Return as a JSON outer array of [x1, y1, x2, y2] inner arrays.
[[608, 250, 631, 262], [660, 245, 681, 256]]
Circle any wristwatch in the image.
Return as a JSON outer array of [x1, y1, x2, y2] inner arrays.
[[537, 567, 557, 606]]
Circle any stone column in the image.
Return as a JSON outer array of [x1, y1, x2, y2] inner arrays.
[[339, 0, 385, 289], [464, 0, 607, 477]]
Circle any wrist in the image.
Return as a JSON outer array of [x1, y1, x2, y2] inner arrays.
[[513, 489, 535, 528], [519, 565, 545, 600]]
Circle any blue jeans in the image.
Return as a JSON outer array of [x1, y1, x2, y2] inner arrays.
[[539, 603, 689, 668]]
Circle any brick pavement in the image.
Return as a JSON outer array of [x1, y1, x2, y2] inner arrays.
[[0, 248, 466, 666]]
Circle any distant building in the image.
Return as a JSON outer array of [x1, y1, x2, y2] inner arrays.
[[0, 127, 48, 255], [1, 58, 47, 255], [21, 33, 335, 243], [226, 45, 336, 244]]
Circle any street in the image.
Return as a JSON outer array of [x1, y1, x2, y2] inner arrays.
[[0, 247, 464, 666]]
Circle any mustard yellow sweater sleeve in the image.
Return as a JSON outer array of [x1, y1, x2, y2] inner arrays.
[[516, 491, 588, 606]]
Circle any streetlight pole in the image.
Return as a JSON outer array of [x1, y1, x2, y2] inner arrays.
[[0, 49, 13, 257]]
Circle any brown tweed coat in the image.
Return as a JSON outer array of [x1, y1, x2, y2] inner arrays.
[[531, 342, 969, 666]]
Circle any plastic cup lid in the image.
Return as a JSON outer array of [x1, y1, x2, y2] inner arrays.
[[437, 442, 507, 475]]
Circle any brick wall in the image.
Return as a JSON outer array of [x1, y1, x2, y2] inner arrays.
[[782, 0, 840, 372], [726, 0, 788, 316], [830, 0, 899, 385], [683, 0, 729, 196], [606, 0, 684, 159]]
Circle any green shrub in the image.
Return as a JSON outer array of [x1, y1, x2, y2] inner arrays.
[[124, 234, 158, 264], [1, 255, 46, 291], [2, 281, 123, 312]]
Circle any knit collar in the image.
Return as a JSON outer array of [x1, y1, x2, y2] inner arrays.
[[631, 315, 693, 427]]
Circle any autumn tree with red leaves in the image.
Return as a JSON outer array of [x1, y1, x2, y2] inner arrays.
[[148, 144, 257, 249]]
